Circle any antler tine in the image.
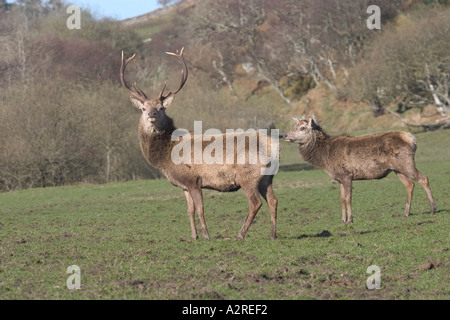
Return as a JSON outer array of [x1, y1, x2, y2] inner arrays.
[[158, 82, 167, 101], [120, 51, 148, 102], [159, 47, 188, 102], [133, 82, 148, 100]]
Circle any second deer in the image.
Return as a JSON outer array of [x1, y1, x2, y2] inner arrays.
[[285, 117, 436, 223]]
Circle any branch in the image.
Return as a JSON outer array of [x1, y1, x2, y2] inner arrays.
[[385, 108, 450, 131]]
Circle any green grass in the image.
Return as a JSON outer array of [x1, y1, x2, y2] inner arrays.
[[0, 130, 449, 299]]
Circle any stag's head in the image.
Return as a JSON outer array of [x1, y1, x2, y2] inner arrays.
[[285, 117, 321, 145], [120, 48, 188, 133]]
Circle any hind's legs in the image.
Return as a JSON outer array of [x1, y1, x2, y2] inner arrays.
[[339, 180, 353, 223], [339, 184, 347, 223], [398, 165, 436, 215], [416, 172, 436, 214], [396, 172, 415, 217]]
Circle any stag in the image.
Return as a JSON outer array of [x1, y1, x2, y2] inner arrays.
[[285, 117, 436, 223], [120, 48, 279, 240]]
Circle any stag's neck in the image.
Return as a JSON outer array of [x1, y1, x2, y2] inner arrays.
[[139, 119, 177, 169], [298, 130, 330, 169]]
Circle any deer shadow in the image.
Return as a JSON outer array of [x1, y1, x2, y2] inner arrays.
[[296, 230, 332, 240]]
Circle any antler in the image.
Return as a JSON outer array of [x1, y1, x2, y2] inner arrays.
[[159, 47, 188, 102], [120, 51, 148, 102]]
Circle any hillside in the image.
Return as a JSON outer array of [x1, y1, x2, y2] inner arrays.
[[121, 0, 196, 26], [120, 0, 450, 133]]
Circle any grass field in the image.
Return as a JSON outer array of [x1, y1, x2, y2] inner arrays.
[[0, 130, 449, 300]]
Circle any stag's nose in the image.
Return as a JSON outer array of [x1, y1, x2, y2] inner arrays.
[[148, 110, 158, 119]]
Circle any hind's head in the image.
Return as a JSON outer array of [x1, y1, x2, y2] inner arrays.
[[285, 117, 321, 145]]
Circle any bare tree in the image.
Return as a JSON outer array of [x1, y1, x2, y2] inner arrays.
[[350, 6, 450, 122], [190, 0, 408, 104], [190, 0, 292, 104]]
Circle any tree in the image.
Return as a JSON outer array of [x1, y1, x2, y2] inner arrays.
[[190, 0, 294, 104], [0, 8, 158, 191], [0, 0, 10, 11], [190, 0, 407, 104], [14, 0, 65, 17], [350, 6, 450, 120]]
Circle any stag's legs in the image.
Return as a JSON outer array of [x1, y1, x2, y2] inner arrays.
[[258, 177, 278, 240], [339, 180, 353, 223], [184, 190, 198, 240], [238, 186, 262, 240], [396, 172, 415, 217], [189, 187, 210, 240]]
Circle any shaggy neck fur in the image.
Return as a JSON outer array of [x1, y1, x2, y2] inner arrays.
[[139, 117, 177, 169], [298, 127, 330, 169]]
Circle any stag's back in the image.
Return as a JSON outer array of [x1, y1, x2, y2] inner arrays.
[[168, 130, 279, 191]]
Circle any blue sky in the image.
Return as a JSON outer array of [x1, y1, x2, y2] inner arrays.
[[67, 0, 162, 20]]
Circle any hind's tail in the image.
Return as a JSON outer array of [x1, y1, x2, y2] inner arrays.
[[401, 132, 417, 153]]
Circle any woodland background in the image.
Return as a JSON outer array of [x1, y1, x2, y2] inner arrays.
[[0, 0, 449, 191]]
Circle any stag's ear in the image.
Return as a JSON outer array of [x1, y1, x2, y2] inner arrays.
[[130, 97, 145, 110], [162, 95, 175, 109]]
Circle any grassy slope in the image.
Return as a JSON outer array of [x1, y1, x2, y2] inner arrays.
[[0, 130, 449, 300]]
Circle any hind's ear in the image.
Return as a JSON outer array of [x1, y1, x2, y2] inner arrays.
[[293, 117, 301, 124], [308, 117, 318, 128]]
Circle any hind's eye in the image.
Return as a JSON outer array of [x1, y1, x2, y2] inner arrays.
[[300, 126, 305, 131]]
